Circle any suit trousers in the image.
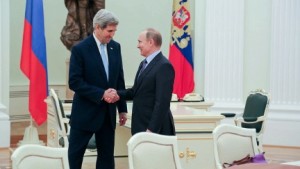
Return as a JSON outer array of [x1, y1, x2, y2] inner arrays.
[[68, 111, 115, 169]]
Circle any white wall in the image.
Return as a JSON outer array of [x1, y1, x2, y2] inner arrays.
[[0, 0, 10, 112], [197, 0, 300, 147], [106, 0, 173, 85], [6, 0, 300, 147], [0, 0, 10, 147], [10, 0, 68, 86]]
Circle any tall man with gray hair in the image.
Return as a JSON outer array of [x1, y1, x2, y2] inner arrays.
[[68, 9, 127, 169]]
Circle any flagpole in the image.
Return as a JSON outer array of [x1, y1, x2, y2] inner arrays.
[[19, 0, 48, 147], [18, 116, 44, 146]]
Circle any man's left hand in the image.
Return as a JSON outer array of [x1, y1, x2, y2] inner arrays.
[[119, 112, 127, 126]]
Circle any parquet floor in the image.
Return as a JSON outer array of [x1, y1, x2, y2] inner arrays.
[[1, 121, 300, 169]]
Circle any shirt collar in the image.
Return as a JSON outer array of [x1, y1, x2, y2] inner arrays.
[[93, 33, 106, 46], [145, 50, 160, 64]]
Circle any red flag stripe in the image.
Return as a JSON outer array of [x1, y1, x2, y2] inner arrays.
[[28, 51, 48, 125], [169, 44, 194, 98], [20, 20, 32, 78]]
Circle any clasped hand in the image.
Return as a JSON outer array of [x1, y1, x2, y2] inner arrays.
[[103, 88, 119, 103]]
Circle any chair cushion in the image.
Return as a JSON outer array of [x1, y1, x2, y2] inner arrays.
[[242, 93, 268, 132], [243, 117, 258, 122]]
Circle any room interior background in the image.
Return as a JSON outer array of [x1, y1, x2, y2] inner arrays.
[[0, 0, 299, 147]]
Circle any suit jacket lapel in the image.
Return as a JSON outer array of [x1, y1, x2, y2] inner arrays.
[[107, 42, 117, 84], [138, 53, 162, 81], [134, 53, 162, 94]]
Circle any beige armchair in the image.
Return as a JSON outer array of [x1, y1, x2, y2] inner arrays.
[[48, 89, 69, 148], [47, 88, 96, 154], [11, 144, 69, 169], [212, 124, 259, 169], [234, 89, 270, 152], [127, 132, 182, 169]]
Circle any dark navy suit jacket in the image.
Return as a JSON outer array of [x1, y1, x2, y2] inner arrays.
[[68, 35, 127, 132], [119, 52, 175, 135]]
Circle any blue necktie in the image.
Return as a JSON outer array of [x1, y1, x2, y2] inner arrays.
[[100, 44, 109, 80]]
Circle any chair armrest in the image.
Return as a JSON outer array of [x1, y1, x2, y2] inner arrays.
[[221, 113, 236, 118], [235, 115, 265, 125], [62, 118, 69, 124]]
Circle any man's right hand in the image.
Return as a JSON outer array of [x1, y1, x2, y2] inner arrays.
[[103, 88, 119, 103]]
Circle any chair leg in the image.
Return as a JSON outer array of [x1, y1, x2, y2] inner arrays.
[[257, 138, 264, 153], [258, 143, 264, 153]]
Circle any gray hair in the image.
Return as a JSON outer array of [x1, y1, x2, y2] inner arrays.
[[145, 28, 162, 47], [93, 9, 119, 29]]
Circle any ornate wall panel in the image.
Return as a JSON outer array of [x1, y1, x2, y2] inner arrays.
[[270, 0, 300, 106], [204, 0, 245, 103]]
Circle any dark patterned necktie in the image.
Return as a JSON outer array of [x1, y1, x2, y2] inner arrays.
[[138, 60, 147, 77]]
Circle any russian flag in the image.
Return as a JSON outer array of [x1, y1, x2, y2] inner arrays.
[[20, 0, 48, 126], [169, 0, 194, 100]]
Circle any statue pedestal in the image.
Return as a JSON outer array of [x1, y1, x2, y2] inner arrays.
[[66, 57, 74, 100]]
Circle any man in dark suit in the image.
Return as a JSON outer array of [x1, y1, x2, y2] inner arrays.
[[68, 9, 127, 169], [118, 28, 175, 136]]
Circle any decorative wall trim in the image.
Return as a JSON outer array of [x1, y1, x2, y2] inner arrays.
[[216, 105, 300, 147], [268, 106, 300, 122], [9, 85, 67, 119], [10, 85, 66, 97], [9, 84, 134, 120], [264, 109, 300, 147], [10, 91, 28, 98], [211, 103, 300, 121], [10, 114, 31, 122]]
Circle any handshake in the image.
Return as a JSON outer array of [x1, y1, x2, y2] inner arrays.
[[103, 88, 119, 103]]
